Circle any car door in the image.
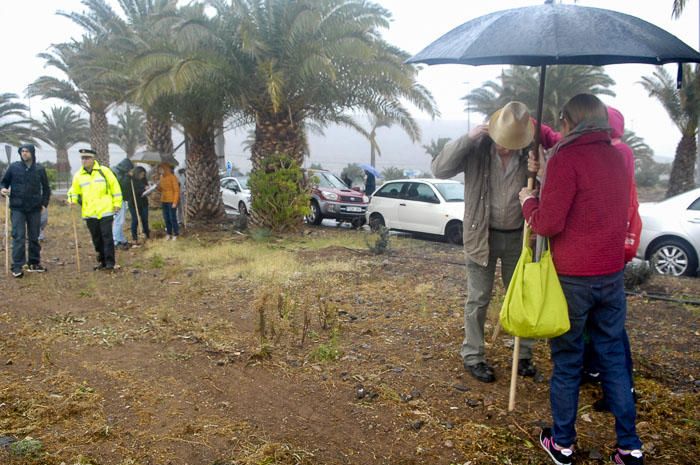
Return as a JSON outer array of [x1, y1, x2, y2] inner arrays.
[[397, 182, 444, 234], [369, 182, 406, 228], [681, 195, 700, 253], [231, 178, 244, 209], [220, 179, 236, 208]]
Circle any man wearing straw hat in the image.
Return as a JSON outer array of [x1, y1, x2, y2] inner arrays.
[[67, 148, 123, 271], [432, 101, 558, 383]]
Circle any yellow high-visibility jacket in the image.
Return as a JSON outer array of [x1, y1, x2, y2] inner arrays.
[[67, 161, 123, 219]]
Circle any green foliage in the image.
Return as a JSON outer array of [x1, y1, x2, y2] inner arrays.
[[340, 163, 364, 186], [423, 137, 451, 160], [465, 65, 615, 126], [366, 226, 391, 255], [150, 253, 165, 269], [34, 105, 89, 151], [381, 166, 405, 181], [248, 153, 310, 232], [308, 162, 323, 170], [309, 329, 341, 362], [9, 437, 43, 458], [45, 167, 58, 189]]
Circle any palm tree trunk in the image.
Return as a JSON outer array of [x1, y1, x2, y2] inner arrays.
[[667, 132, 697, 198], [90, 110, 110, 166], [56, 148, 71, 189], [250, 114, 305, 171], [186, 130, 225, 221]]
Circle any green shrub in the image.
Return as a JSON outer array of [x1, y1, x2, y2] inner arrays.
[[248, 154, 310, 232]]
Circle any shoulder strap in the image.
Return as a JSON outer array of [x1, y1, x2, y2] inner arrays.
[[96, 168, 111, 195]]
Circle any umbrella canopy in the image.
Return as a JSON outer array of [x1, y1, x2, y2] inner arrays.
[[408, 3, 700, 67], [132, 150, 179, 167], [359, 163, 382, 178]]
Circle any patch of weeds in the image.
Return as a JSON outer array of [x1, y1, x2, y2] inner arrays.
[[165, 350, 192, 361], [251, 227, 272, 242], [309, 328, 342, 362], [150, 253, 165, 269], [316, 294, 338, 330], [624, 261, 652, 288], [9, 437, 43, 458], [79, 289, 93, 298], [366, 226, 391, 254]]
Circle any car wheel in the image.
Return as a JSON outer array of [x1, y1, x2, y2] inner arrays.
[[649, 239, 698, 277], [238, 201, 248, 216], [351, 217, 366, 229], [369, 213, 385, 231], [445, 222, 463, 245], [306, 200, 323, 225]]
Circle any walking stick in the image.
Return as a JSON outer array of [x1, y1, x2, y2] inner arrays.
[[69, 203, 81, 273], [3, 193, 8, 275], [130, 179, 145, 241]]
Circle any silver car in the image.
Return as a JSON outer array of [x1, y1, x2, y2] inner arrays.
[[638, 187, 700, 276]]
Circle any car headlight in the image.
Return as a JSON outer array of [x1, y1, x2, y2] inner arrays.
[[321, 191, 339, 201], [362, 195, 369, 203]]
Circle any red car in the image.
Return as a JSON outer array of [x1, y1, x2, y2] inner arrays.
[[306, 169, 369, 227]]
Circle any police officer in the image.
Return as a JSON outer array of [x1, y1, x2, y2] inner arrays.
[[67, 149, 123, 270]]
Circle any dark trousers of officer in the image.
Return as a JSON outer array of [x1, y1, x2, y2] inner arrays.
[[85, 216, 115, 268]]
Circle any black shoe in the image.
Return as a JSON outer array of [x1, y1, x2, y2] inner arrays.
[[517, 358, 537, 377], [466, 362, 496, 383], [27, 264, 47, 273], [11, 270, 23, 278], [94, 263, 106, 271], [610, 448, 644, 464], [540, 428, 574, 465]]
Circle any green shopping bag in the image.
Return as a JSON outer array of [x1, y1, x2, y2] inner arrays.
[[499, 227, 570, 339]]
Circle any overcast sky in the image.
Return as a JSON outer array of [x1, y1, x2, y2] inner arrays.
[[0, 0, 698, 164]]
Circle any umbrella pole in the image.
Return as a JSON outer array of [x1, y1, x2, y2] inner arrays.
[[130, 179, 145, 241], [509, 66, 546, 411]]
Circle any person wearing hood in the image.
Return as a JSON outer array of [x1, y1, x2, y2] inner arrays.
[[519, 94, 642, 465], [67, 148, 123, 271], [0, 144, 51, 277], [111, 158, 135, 250], [156, 163, 180, 240]]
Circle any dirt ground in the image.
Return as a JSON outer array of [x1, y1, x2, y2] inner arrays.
[[0, 201, 698, 465]]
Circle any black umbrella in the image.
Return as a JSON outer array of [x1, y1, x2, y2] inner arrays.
[[407, 2, 700, 156], [407, 1, 700, 411]]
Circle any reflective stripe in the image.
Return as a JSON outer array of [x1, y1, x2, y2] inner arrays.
[[80, 182, 90, 187]]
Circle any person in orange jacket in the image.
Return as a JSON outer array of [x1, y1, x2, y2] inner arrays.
[[157, 163, 180, 240]]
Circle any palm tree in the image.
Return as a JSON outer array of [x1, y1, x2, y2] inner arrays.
[[110, 106, 146, 159], [0, 93, 34, 147], [351, 113, 424, 168], [423, 138, 451, 160], [640, 64, 700, 197], [28, 37, 119, 166], [33, 106, 89, 184], [672, 0, 688, 18], [381, 166, 404, 181], [465, 65, 615, 126]]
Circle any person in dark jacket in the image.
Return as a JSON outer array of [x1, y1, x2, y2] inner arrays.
[[0, 144, 51, 277], [123, 166, 150, 242], [364, 171, 376, 195], [111, 158, 134, 249]]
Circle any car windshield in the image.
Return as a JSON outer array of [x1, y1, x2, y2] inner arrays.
[[435, 183, 464, 202], [312, 171, 347, 189], [237, 177, 248, 190]]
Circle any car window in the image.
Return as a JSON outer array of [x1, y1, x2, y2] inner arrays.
[[434, 182, 464, 202], [311, 171, 347, 189], [405, 182, 439, 203], [688, 197, 700, 211], [220, 179, 232, 190], [374, 182, 406, 198], [237, 177, 249, 189]]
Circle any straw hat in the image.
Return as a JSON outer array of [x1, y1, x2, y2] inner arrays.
[[488, 101, 534, 150]]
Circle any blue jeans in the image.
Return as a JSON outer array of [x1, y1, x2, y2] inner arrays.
[[161, 202, 178, 236], [112, 201, 127, 244], [11, 208, 42, 272], [551, 271, 641, 450]]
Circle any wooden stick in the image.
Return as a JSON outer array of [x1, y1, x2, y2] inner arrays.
[[130, 179, 145, 241], [69, 203, 81, 273], [4, 194, 8, 275]]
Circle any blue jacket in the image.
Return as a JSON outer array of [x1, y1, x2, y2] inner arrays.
[[0, 144, 51, 212]]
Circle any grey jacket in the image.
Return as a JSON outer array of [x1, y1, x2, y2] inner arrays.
[[431, 133, 528, 266]]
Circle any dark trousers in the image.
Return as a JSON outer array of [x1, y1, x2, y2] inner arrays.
[[10, 208, 41, 272], [551, 271, 641, 450], [85, 216, 115, 267], [128, 202, 150, 241], [161, 202, 179, 236]]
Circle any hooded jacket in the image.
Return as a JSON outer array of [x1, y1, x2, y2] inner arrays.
[[0, 144, 51, 212], [111, 158, 135, 194]]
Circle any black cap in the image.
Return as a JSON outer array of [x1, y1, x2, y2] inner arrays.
[[79, 148, 97, 157]]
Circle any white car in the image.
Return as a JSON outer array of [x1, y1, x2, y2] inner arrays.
[[366, 178, 464, 244], [220, 176, 251, 215], [638, 187, 700, 276]]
